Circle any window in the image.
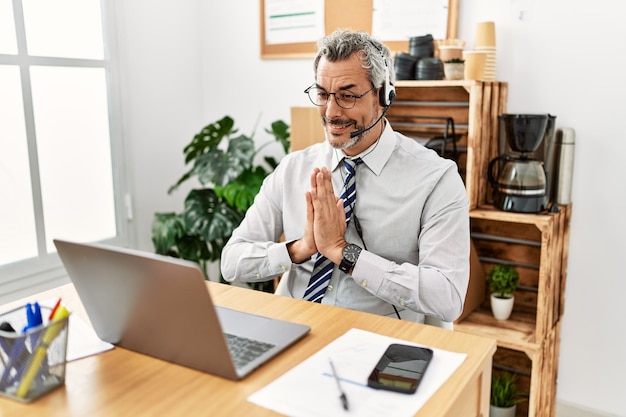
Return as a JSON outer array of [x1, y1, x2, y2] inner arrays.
[[0, 0, 128, 299]]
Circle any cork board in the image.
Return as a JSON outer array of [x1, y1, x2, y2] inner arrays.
[[260, 0, 458, 59]]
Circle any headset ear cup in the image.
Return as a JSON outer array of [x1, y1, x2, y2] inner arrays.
[[387, 82, 396, 106], [379, 62, 396, 106], [379, 73, 395, 106], [379, 84, 387, 107]]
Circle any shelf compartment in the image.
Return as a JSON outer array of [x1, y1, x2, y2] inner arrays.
[[462, 206, 569, 343], [489, 321, 562, 417], [455, 307, 539, 352], [389, 80, 508, 209]]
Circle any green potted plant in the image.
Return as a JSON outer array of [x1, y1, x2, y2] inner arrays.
[[151, 115, 290, 293], [486, 264, 519, 320], [443, 58, 465, 80], [490, 371, 524, 417]]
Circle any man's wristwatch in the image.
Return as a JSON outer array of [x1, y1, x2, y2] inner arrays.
[[339, 243, 362, 274]]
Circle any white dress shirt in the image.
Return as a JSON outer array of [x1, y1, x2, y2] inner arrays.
[[221, 121, 470, 322]]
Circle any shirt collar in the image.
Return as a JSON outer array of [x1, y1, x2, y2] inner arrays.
[[331, 118, 395, 176]]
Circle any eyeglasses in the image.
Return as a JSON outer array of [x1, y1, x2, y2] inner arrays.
[[304, 85, 375, 109]]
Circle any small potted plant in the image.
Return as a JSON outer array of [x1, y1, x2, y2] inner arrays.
[[486, 264, 519, 320], [443, 58, 465, 80], [490, 371, 524, 417]]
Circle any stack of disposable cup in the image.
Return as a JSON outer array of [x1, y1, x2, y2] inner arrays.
[[463, 50, 488, 80], [474, 21, 496, 81]]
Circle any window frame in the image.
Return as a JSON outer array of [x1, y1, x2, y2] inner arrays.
[[0, 0, 131, 302]]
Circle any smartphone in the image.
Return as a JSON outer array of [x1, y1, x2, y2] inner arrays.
[[367, 343, 434, 394]]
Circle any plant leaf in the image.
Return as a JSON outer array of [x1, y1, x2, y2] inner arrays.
[[266, 119, 291, 154], [167, 170, 192, 195], [183, 188, 243, 246], [263, 155, 279, 171], [194, 149, 226, 186], [174, 233, 213, 264], [168, 116, 238, 192], [227, 134, 255, 165], [491, 371, 524, 407], [216, 167, 267, 211], [191, 134, 255, 187], [487, 264, 520, 295], [152, 212, 186, 255], [183, 116, 236, 164]]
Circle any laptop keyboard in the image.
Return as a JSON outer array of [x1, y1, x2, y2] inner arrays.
[[225, 333, 275, 369]]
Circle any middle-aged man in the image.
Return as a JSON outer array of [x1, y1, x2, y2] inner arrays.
[[221, 29, 469, 323]]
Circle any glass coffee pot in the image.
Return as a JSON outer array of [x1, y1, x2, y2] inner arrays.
[[488, 114, 552, 213]]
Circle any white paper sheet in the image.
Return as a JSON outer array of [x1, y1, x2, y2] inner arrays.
[[372, 0, 449, 41], [264, 0, 324, 45], [248, 328, 466, 417], [40, 299, 114, 361], [64, 313, 114, 361]]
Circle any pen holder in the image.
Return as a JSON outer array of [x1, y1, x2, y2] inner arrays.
[[0, 305, 70, 402]]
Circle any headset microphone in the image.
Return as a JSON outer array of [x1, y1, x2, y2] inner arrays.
[[349, 106, 389, 138], [350, 41, 395, 139]]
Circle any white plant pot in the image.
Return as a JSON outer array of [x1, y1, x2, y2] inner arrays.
[[490, 293, 514, 320], [490, 404, 516, 417], [443, 62, 464, 80]]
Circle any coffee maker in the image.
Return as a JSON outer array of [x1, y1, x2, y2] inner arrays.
[[488, 114, 557, 213]]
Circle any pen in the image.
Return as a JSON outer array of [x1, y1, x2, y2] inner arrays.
[[329, 358, 349, 411], [0, 321, 16, 373], [23, 302, 43, 332], [0, 321, 29, 388]]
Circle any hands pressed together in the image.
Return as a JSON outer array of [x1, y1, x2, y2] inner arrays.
[[287, 167, 347, 266]]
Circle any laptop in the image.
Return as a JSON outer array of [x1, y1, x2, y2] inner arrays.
[[53, 239, 311, 380]]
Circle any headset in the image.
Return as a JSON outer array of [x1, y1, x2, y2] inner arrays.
[[349, 41, 397, 139], [369, 40, 396, 107]]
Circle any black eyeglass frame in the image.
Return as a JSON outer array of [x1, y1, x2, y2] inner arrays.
[[304, 85, 376, 109]]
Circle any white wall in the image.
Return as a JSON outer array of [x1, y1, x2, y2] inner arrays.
[[115, 1, 626, 415], [113, 0, 207, 248], [459, 2, 626, 416]]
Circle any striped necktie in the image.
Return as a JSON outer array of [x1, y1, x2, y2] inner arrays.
[[303, 158, 362, 302]]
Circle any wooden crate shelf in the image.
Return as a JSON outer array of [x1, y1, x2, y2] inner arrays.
[[389, 80, 508, 209]]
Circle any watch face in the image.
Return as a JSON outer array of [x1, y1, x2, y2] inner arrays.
[[340, 244, 362, 273], [343, 244, 361, 263]]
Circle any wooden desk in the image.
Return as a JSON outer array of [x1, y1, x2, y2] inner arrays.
[[0, 282, 496, 417]]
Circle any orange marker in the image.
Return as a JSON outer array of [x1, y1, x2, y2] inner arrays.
[[48, 298, 62, 321]]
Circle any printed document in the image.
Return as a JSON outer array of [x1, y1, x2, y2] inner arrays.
[[249, 328, 466, 417]]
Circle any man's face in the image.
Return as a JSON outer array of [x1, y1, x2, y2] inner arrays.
[[315, 54, 382, 155]]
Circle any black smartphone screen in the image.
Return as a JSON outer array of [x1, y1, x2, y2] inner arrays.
[[367, 343, 434, 394]]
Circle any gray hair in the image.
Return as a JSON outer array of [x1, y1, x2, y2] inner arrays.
[[313, 29, 395, 89]]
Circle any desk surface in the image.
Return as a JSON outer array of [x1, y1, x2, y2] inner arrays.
[[0, 282, 496, 417]]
